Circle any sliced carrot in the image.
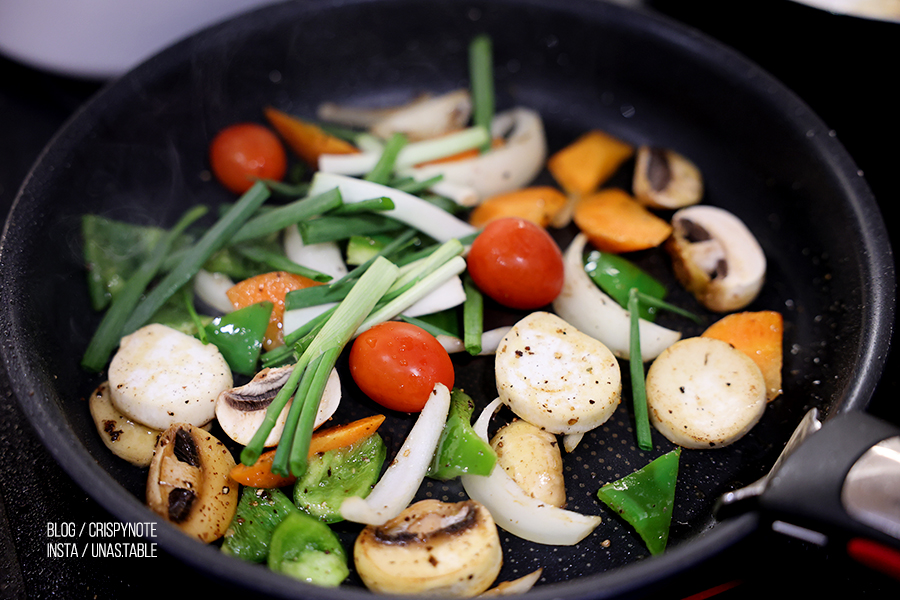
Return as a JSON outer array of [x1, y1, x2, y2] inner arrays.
[[226, 271, 324, 350], [702, 311, 784, 401], [469, 186, 568, 228], [308, 414, 386, 455], [263, 106, 359, 168], [547, 130, 634, 196], [415, 137, 505, 167], [229, 449, 297, 488], [573, 188, 673, 253], [229, 414, 387, 488]]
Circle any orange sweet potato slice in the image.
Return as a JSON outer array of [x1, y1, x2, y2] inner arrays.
[[572, 188, 673, 253], [702, 311, 784, 401], [547, 130, 634, 196], [469, 186, 568, 228]]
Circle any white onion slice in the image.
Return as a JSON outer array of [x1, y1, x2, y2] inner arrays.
[[283, 224, 348, 281], [552, 233, 681, 362], [193, 270, 235, 314], [339, 383, 452, 525], [436, 326, 511, 355], [282, 303, 337, 338], [402, 107, 547, 204], [461, 399, 602, 546], [481, 569, 543, 596], [402, 275, 466, 318], [308, 172, 477, 243], [563, 432, 584, 453]]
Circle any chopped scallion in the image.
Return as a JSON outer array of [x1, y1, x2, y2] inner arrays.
[[629, 287, 653, 451], [80, 204, 208, 372], [122, 182, 270, 335], [463, 274, 484, 355], [468, 34, 495, 154]]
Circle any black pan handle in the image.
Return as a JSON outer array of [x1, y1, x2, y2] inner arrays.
[[757, 411, 900, 580]]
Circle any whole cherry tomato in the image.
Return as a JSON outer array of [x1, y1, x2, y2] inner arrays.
[[349, 322, 454, 413], [209, 123, 287, 194], [466, 217, 565, 309]]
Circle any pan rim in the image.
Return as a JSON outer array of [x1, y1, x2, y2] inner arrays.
[[1, 0, 895, 598]]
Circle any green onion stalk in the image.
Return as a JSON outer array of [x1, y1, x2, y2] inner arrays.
[[240, 256, 401, 477]]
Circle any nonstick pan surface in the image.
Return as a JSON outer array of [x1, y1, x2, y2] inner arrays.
[[0, 0, 894, 598]]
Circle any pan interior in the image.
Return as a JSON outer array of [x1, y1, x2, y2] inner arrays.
[[0, 0, 893, 598]]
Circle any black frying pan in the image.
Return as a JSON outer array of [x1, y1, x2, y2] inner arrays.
[[0, 0, 895, 598]]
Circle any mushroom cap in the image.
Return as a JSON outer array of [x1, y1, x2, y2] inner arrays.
[[354, 499, 502, 596], [89, 381, 160, 467], [215, 365, 341, 447], [632, 145, 704, 209], [667, 205, 766, 313], [146, 424, 238, 542]]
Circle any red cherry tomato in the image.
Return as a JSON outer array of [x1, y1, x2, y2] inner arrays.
[[349, 322, 454, 413], [209, 123, 287, 194], [466, 217, 565, 309]]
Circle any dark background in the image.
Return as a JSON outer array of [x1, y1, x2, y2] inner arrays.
[[1, 1, 897, 598]]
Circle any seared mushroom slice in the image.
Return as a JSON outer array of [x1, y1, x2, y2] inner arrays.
[[317, 89, 473, 142], [666, 205, 766, 313], [490, 419, 566, 508], [215, 364, 341, 447], [89, 382, 161, 467], [632, 146, 703, 209], [354, 499, 502, 597], [146, 424, 238, 543]]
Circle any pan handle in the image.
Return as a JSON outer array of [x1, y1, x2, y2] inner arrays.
[[756, 411, 900, 580]]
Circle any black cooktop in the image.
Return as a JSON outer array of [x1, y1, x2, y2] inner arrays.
[[1, 2, 897, 598]]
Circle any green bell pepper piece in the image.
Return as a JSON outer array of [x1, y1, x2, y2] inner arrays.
[[221, 487, 298, 563], [293, 433, 386, 523], [204, 301, 273, 376], [597, 447, 681, 555], [267, 511, 349, 587], [81, 214, 191, 312], [427, 388, 497, 480], [584, 249, 667, 321]]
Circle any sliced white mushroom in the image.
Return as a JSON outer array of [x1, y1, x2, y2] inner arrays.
[[317, 89, 472, 141], [632, 146, 704, 209], [495, 311, 621, 436], [553, 233, 682, 362], [645, 337, 767, 449], [354, 499, 502, 597], [666, 205, 766, 313], [146, 424, 239, 543], [89, 381, 161, 467], [215, 364, 341, 447], [400, 107, 547, 204], [108, 323, 233, 430], [490, 419, 566, 508]]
